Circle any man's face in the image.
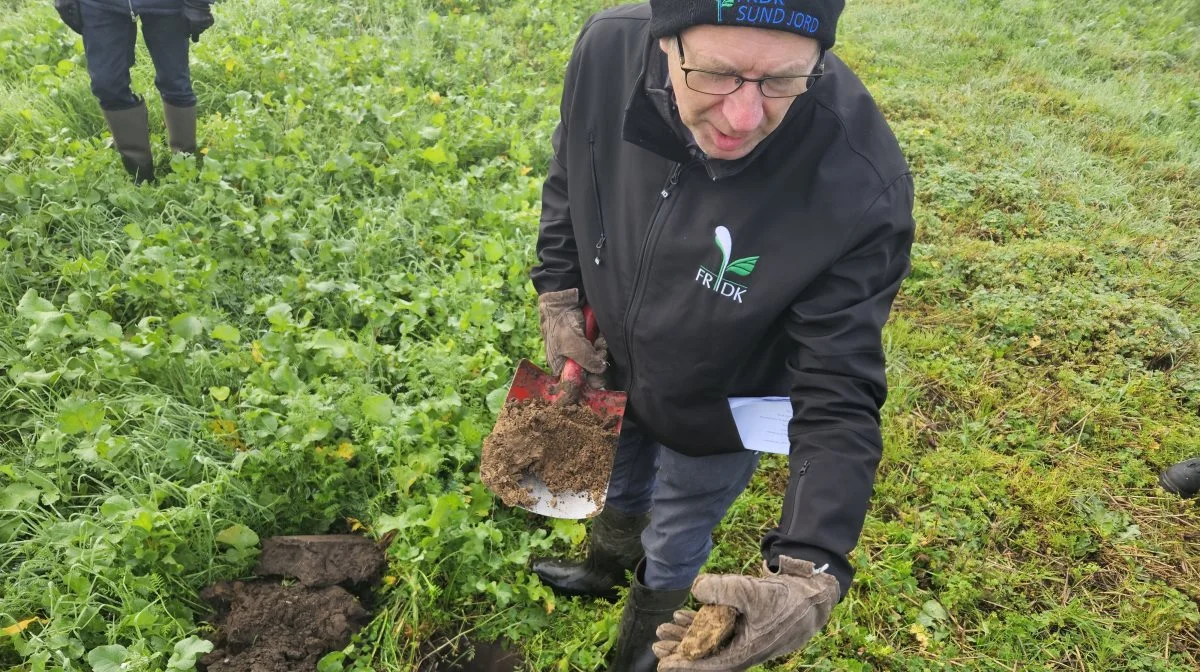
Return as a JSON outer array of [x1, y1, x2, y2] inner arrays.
[[659, 25, 821, 161]]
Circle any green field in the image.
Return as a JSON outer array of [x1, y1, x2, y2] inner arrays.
[[1, 0, 1198, 670]]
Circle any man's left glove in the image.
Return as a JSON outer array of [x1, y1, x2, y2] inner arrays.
[[653, 556, 840, 671], [54, 0, 84, 35], [183, 0, 214, 43]]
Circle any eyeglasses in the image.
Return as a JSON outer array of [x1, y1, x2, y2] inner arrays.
[[675, 35, 825, 99]]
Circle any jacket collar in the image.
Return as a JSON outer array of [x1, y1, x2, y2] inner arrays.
[[621, 31, 819, 181]]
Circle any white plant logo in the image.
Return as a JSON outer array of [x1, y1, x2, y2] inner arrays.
[[695, 226, 759, 303]]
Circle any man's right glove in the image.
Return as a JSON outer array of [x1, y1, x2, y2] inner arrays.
[[54, 0, 84, 35], [183, 0, 214, 43], [537, 288, 608, 384]]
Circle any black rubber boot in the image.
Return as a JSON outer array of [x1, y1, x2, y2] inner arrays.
[[1160, 457, 1200, 498], [162, 101, 197, 154], [102, 101, 154, 183], [532, 507, 649, 600], [608, 560, 690, 672]]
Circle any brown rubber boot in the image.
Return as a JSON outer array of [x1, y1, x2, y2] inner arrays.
[[102, 101, 154, 183]]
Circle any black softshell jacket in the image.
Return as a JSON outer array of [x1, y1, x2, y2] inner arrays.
[[530, 2, 914, 594]]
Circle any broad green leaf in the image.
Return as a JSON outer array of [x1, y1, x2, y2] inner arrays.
[[266, 303, 293, 327], [482, 240, 504, 263], [165, 439, 192, 463], [87, 645, 128, 672], [167, 636, 215, 670], [486, 386, 508, 415], [4, 173, 28, 197], [215, 524, 259, 550], [725, 256, 759, 277], [362, 394, 395, 423], [420, 144, 448, 164], [100, 495, 133, 519], [917, 599, 949, 627], [58, 399, 105, 435], [169, 313, 205, 339], [209, 386, 231, 402], [131, 510, 155, 532], [1, 483, 40, 509], [210, 323, 241, 343], [301, 419, 333, 444], [317, 652, 345, 672], [86, 311, 122, 342]]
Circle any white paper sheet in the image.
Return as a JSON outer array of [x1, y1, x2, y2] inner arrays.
[[728, 396, 791, 454]]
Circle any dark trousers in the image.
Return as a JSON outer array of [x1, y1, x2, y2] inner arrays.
[[80, 3, 195, 111], [604, 418, 761, 591]]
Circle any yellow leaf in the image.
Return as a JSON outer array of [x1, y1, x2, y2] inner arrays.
[[908, 623, 930, 650], [3, 617, 44, 635], [1028, 334, 1042, 348], [519, 166, 532, 176], [383, 575, 397, 586], [224, 58, 236, 74], [335, 442, 355, 461], [346, 517, 364, 532], [428, 91, 442, 104], [544, 600, 555, 614], [251, 341, 265, 364]]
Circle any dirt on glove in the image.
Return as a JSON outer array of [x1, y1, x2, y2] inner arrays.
[[678, 604, 739, 660], [481, 397, 618, 508]]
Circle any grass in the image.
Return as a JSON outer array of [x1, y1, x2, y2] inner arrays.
[[1, 0, 1197, 670]]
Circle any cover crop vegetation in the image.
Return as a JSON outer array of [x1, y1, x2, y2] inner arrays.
[[1, 0, 1197, 670]]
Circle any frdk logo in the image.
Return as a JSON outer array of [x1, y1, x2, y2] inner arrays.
[[716, 0, 735, 23], [695, 226, 759, 303]]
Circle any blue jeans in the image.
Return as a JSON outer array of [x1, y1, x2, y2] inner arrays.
[[80, 4, 195, 111], [605, 418, 760, 591]]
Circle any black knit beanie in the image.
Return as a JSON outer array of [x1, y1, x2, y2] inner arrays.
[[649, 0, 844, 50]]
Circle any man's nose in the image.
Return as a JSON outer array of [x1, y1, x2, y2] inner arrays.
[[722, 83, 765, 134]]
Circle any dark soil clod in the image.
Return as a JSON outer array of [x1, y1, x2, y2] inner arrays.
[[256, 534, 386, 587], [198, 581, 370, 672]]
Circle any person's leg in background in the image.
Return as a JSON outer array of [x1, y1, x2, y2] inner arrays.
[[532, 418, 661, 601], [80, 2, 154, 182], [140, 12, 198, 155], [608, 447, 761, 671]]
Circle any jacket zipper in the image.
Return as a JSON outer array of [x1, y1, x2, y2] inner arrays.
[[587, 133, 607, 266], [622, 161, 687, 397], [127, 0, 136, 20]]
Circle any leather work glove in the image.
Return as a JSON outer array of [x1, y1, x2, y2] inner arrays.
[[54, 0, 84, 35], [537, 288, 608, 386], [653, 556, 840, 671], [183, 0, 214, 43]]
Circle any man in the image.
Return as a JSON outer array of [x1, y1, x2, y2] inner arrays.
[[529, 0, 914, 670], [55, 0, 215, 182]]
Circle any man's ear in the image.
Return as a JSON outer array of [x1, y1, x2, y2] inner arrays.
[[658, 36, 673, 55]]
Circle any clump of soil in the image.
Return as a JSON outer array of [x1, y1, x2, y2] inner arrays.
[[481, 398, 618, 508], [256, 535, 386, 587], [198, 581, 370, 671], [678, 604, 739, 660], [198, 535, 384, 672], [198, 534, 528, 672]]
